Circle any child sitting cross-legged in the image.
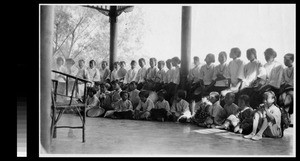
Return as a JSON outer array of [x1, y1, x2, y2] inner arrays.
[[134, 90, 154, 120], [150, 89, 171, 122], [170, 90, 192, 123], [191, 96, 212, 126], [86, 87, 104, 117], [111, 91, 134, 119], [199, 92, 226, 128], [215, 94, 253, 135]]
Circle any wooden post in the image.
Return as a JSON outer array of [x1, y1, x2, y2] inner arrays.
[[109, 6, 118, 71], [180, 6, 192, 90], [40, 5, 54, 153]]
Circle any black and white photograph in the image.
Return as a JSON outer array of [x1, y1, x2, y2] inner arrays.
[[37, 3, 295, 157]]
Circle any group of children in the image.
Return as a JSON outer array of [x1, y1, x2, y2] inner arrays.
[[52, 47, 294, 141]]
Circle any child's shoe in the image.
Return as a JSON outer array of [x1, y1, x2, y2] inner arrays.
[[243, 132, 255, 139], [251, 134, 262, 141]]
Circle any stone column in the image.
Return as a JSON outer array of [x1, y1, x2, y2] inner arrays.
[[40, 5, 54, 153]]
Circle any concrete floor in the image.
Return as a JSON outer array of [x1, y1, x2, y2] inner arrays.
[[47, 114, 295, 156]]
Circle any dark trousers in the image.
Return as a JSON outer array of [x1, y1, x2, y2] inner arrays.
[[150, 108, 168, 120], [113, 110, 133, 119]]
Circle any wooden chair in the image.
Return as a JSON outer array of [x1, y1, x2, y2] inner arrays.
[[51, 70, 91, 142]]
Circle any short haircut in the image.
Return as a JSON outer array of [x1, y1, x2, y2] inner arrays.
[[158, 60, 165, 66], [56, 57, 64, 63], [102, 61, 108, 65], [89, 60, 96, 65], [78, 59, 85, 63], [263, 91, 277, 103], [193, 56, 200, 61], [225, 92, 235, 100], [157, 89, 167, 98], [264, 48, 277, 58], [206, 53, 215, 63], [111, 80, 119, 85], [113, 61, 120, 66], [131, 60, 137, 65], [150, 58, 157, 63], [246, 48, 257, 59], [238, 94, 250, 106], [284, 53, 294, 62], [87, 87, 97, 95], [166, 59, 172, 65], [172, 57, 181, 64], [139, 58, 146, 63], [129, 81, 137, 86], [120, 91, 129, 97], [230, 47, 241, 58], [120, 61, 126, 65], [139, 90, 149, 98], [209, 91, 220, 101], [219, 51, 227, 59], [177, 90, 186, 99]]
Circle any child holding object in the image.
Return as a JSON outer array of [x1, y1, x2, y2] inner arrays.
[[243, 91, 282, 140]]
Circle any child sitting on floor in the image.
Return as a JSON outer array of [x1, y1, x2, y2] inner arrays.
[[200, 92, 226, 128], [223, 92, 239, 118], [98, 83, 113, 116], [191, 96, 212, 126], [170, 90, 191, 123], [215, 94, 253, 135], [128, 81, 140, 110], [112, 91, 134, 119], [134, 90, 154, 120], [86, 87, 104, 117], [150, 89, 171, 122], [243, 91, 282, 140]]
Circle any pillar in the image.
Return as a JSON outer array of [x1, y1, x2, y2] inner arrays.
[[180, 6, 192, 89], [40, 5, 54, 153], [109, 6, 118, 71]]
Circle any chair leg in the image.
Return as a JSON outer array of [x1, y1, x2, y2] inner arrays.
[[82, 107, 86, 143]]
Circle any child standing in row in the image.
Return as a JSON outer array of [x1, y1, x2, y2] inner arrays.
[[221, 48, 245, 97], [135, 58, 147, 90], [146, 58, 159, 82], [198, 53, 216, 97], [123, 60, 138, 85], [99, 61, 110, 83], [118, 61, 127, 82], [211, 51, 229, 94]]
